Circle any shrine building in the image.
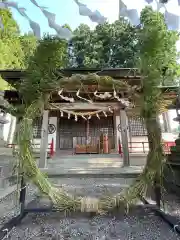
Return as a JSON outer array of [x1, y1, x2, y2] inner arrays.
[[0, 68, 177, 168]]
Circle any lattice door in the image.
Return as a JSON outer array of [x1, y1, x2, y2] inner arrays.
[[128, 116, 147, 136]]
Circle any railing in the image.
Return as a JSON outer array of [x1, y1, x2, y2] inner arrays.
[[128, 142, 149, 154], [7, 143, 52, 156], [6, 141, 176, 155], [119, 141, 176, 154]]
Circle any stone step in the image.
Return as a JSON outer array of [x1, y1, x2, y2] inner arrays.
[[47, 163, 123, 168], [168, 155, 180, 162], [175, 138, 180, 145], [41, 166, 143, 178]]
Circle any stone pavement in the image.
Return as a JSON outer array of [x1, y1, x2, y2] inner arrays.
[[0, 151, 146, 200], [46, 154, 146, 176]]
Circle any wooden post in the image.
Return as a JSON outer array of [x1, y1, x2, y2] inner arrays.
[[86, 119, 89, 145], [162, 112, 171, 132], [7, 115, 16, 145], [39, 110, 49, 168], [120, 109, 130, 166]]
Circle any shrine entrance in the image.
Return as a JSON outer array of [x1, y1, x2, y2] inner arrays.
[[58, 115, 115, 154]]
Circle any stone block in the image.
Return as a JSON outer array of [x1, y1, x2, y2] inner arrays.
[[175, 138, 180, 145], [170, 147, 180, 154], [171, 145, 180, 152], [168, 155, 180, 162]]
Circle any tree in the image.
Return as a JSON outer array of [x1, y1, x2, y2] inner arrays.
[[0, 9, 24, 69], [0, 8, 38, 90], [70, 24, 94, 67], [71, 20, 138, 68], [0, 8, 23, 90], [20, 33, 37, 69], [136, 6, 179, 196], [20, 35, 68, 105]]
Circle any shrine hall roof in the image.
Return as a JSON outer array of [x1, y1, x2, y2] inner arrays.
[[0, 68, 141, 85], [0, 68, 178, 105]]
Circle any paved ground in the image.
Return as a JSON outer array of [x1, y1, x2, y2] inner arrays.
[[46, 154, 146, 175]]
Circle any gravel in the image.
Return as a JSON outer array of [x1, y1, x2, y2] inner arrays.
[[0, 178, 180, 239], [7, 207, 180, 240]]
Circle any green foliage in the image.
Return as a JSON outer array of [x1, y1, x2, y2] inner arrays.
[[0, 9, 23, 69], [62, 23, 72, 31], [20, 35, 68, 104], [20, 33, 37, 68], [139, 6, 179, 118], [71, 20, 139, 68], [0, 9, 38, 90], [0, 8, 38, 91], [0, 8, 20, 37], [137, 6, 179, 198]]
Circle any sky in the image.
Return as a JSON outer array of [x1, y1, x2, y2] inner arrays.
[[9, 0, 179, 35], [11, 0, 120, 34]]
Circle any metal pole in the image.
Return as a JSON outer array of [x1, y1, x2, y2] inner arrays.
[[154, 174, 161, 208], [19, 175, 26, 216]]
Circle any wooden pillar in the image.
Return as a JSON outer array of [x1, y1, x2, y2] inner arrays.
[[86, 119, 89, 145], [113, 111, 118, 152], [7, 115, 16, 145], [120, 109, 130, 166], [162, 112, 171, 132], [39, 110, 49, 168]]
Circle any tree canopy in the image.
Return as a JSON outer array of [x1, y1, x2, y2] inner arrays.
[[0, 5, 179, 91], [20, 35, 68, 105], [135, 6, 179, 200], [70, 20, 139, 68], [0, 8, 37, 90]]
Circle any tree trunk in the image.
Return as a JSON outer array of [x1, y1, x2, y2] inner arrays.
[[145, 117, 163, 168], [143, 116, 164, 190]]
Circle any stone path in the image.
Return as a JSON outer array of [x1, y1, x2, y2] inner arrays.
[[46, 154, 145, 175]]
